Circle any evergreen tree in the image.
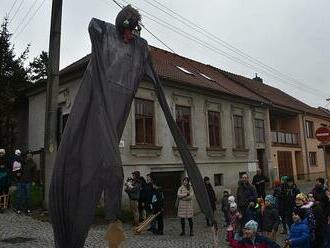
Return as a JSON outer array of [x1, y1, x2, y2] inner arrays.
[[29, 51, 48, 82], [0, 18, 31, 151]]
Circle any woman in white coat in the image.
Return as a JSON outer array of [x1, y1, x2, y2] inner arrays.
[[177, 177, 194, 236]]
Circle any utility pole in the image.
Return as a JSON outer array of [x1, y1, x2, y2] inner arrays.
[[44, 0, 63, 207]]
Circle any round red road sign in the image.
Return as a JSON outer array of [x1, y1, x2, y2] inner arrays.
[[315, 127, 330, 142]]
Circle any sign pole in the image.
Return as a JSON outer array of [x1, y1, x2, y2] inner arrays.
[[323, 144, 329, 188]]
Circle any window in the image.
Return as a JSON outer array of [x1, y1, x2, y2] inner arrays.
[[208, 111, 221, 147], [309, 152, 317, 166], [233, 115, 245, 148], [135, 98, 154, 145], [305, 120, 314, 138], [176, 105, 192, 145], [214, 173, 224, 186], [176, 66, 194, 75], [199, 72, 215, 81], [255, 119, 265, 143]]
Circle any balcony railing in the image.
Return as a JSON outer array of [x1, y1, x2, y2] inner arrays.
[[271, 131, 299, 145]]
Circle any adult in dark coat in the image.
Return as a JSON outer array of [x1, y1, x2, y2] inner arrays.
[[204, 176, 217, 226], [307, 192, 327, 248], [49, 6, 214, 248], [252, 169, 266, 199], [278, 177, 300, 233], [0, 149, 9, 171], [312, 177, 329, 211], [237, 174, 257, 219]]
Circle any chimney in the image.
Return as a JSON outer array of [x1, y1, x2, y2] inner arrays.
[[253, 73, 263, 83]]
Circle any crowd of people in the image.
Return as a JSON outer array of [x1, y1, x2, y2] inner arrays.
[[225, 172, 330, 248], [2, 147, 330, 247], [0, 148, 37, 214], [124, 169, 330, 248]]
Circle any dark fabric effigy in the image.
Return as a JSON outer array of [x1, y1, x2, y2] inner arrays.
[[49, 18, 214, 248]]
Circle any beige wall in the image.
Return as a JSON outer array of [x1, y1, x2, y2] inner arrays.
[[304, 115, 330, 178], [28, 78, 270, 211]]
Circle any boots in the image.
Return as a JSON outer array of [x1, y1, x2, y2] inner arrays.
[[180, 218, 185, 236], [188, 218, 194, 236]]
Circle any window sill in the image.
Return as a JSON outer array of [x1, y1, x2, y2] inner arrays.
[[130, 145, 162, 157], [232, 148, 249, 157], [206, 147, 226, 157], [172, 146, 198, 157]]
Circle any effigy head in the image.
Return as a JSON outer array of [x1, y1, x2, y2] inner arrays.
[[115, 5, 141, 36]]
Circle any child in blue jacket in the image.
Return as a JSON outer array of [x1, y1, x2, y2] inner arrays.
[[285, 208, 310, 248]]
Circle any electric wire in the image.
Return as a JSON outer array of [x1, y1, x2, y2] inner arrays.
[[13, 0, 39, 34], [13, 0, 47, 40], [146, 0, 327, 97], [9, 0, 25, 24], [116, 0, 329, 99], [110, 0, 238, 96], [118, 0, 327, 98], [8, 0, 19, 17]]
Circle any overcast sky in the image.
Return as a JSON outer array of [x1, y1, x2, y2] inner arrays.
[[2, 0, 330, 108]]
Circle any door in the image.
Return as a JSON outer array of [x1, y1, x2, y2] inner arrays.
[[277, 151, 293, 177], [151, 171, 183, 217], [295, 151, 304, 180], [257, 149, 265, 171]]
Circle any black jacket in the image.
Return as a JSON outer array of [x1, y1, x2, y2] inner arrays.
[[262, 206, 280, 232], [151, 189, 164, 213], [237, 181, 257, 209], [205, 182, 217, 210], [21, 159, 36, 183]]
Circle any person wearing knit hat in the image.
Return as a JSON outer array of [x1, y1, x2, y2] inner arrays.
[[265, 195, 276, 207], [228, 195, 235, 204], [262, 195, 280, 241], [295, 193, 317, 245], [245, 220, 258, 232], [295, 193, 307, 207], [228, 219, 281, 248], [227, 201, 242, 242], [285, 208, 310, 248]]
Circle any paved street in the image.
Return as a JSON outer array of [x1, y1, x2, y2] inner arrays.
[[0, 182, 313, 248], [0, 209, 288, 248], [0, 210, 223, 248]]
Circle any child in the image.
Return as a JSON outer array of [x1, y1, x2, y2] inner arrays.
[[285, 208, 310, 248], [295, 193, 316, 244], [244, 201, 259, 225], [256, 198, 264, 232], [151, 182, 164, 235], [227, 202, 242, 242], [262, 195, 280, 241], [229, 220, 280, 248], [221, 191, 230, 226]]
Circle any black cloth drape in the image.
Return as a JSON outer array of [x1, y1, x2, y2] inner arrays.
[[49, 18, 214, 248]]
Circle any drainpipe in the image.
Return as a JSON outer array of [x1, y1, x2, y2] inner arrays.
[[302, 112, 311, 181]]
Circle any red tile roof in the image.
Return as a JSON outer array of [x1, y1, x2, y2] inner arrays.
[[60, 46, 266, 104], [218, 69, 330, 119]]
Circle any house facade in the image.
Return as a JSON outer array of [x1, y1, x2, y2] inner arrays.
[[221, 70, 330, 182], [24, 46, 329, 213], [26, 47, 274, 214]]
